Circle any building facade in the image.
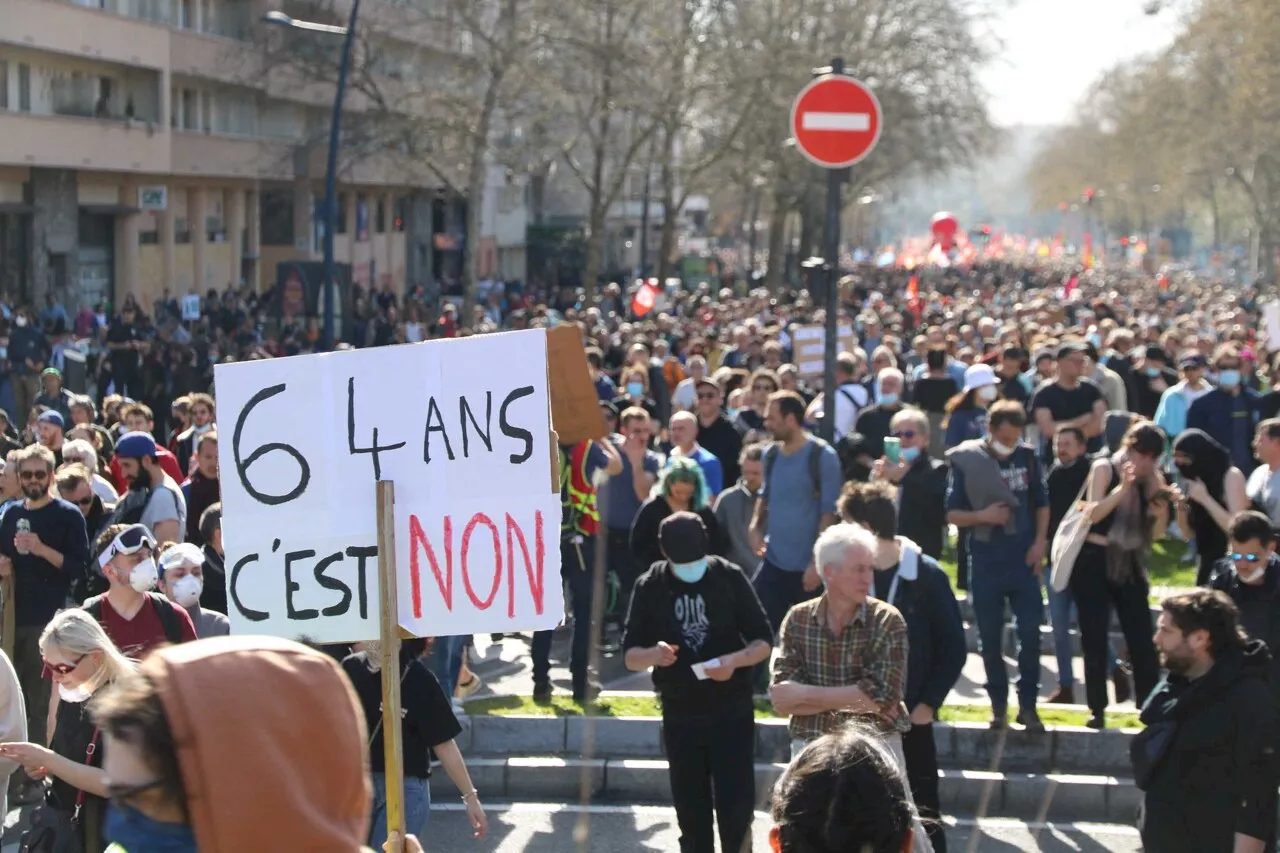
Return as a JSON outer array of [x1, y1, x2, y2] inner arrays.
[[0, 0, 443, 313]]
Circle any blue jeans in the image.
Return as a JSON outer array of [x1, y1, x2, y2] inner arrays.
[[1044, 571, 1120, 689], [428, 635, 466, 701], [970, 558, 1042, 711], [368, 772, 430, 850]]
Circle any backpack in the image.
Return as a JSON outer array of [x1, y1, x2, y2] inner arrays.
[[763, 437, 831, 504], [103, 487, 156, 528], [83, 592, 186, 645]]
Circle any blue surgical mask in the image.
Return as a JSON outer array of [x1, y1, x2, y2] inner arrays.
[[878, 393, 899, 407], [105, 803, 198, 853], [1088, 333, 1102, 347], [1145, 366, 1160, 378], [627, 382, 645, 398], [900, 446, 921, 463], [1217, 369, 1241, 388], [671, 557, 709, 584]]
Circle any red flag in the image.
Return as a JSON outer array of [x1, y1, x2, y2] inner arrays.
[[907, 275, 922, 324], [631, 282, 659, 316]]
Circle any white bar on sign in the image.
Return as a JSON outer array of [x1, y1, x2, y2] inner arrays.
[[802, 112, 871, 132]]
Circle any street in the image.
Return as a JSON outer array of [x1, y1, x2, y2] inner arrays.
[[421, 803, 1143, 852]]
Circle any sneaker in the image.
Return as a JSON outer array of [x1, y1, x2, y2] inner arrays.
[[1112, 663, 1133, 705], [990, 710, 1009, 730], [1085, 714, 1106, 730], [533, 681, 553, 704], [1045, 685, 1075, 704], [1017, 708, 1045, 732]]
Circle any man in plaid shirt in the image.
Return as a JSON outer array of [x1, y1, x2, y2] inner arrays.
[[769, 522, 930, 849]]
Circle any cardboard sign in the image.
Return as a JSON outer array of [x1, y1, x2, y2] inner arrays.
[[214, 330, 565, 643], [792, 324, 856, 377], [547, 324, 607, 445]]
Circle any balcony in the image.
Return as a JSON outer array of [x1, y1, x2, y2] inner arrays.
[[0, 0, 170, 69], [170, 131, 293, 179], [0, 112, 170, 172], [169, 28, 262, 86]]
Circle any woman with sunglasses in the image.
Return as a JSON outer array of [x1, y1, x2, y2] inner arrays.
[[0, 609, 134, 852]]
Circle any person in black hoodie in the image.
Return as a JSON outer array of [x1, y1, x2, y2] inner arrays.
[[1135, 588, 1277, 853], [838, 480, 964, 853], [1210, 511, 1280, 707], [623, 512, 772, 853]]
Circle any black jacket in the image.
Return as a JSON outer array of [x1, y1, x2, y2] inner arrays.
[[1210, 555, 1280, 709], [1134, 641, 1278, 852], [879, 542, 966, 711], [897, 455, 948, 560]]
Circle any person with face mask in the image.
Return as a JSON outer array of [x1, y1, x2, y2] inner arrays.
[[623, 511, 773, 853], [156, 542, 228, 639], [0, 609, 134, 852], [83, 524, 197, 660], [853, 367, 906, 460], [1187, 343, 1264, 476], [1171, 429, 1248, 586], [871, 408, 948, 560], [1209, 511, 1280, 707], [944, 364, 999, 450]]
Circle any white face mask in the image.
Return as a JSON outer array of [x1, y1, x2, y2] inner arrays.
[[124, 557, 158, 592], [170, 573, 203, 608], [58, 681, 94, 704], [978, 385, 999, 402], [990, 439, 1018, 457]]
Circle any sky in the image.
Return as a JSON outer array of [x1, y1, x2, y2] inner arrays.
[[980, 0, 1182, 127]]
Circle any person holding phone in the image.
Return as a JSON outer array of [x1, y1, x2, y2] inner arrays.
[[853, 368, 906, 460]]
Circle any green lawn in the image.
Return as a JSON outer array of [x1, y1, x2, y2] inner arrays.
[[464, 695, 1141, 729], [938, 537, 1196, 599]]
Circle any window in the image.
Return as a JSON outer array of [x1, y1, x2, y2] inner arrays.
[[181, 89, 198, 131], [0, 63, 7, 111], [139, 230, 160, 245], [17, 64, 30, 113], [395, 196, 408, 232], [375, 198, 386, 233], [259, 189, 295, 247]]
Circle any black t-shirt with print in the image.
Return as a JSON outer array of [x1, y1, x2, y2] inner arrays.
[[342, 652, 461, 778], [622, 556, 773, 716]]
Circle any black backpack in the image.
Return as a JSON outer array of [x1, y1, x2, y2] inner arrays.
[[83, 592, 186, 645]]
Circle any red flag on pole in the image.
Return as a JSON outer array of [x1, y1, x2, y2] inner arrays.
[[907, 275, 922, 324], [631, 281, 659, 316]]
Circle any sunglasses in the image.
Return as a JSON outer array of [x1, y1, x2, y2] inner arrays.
[[1231, 552, 1264, 563], [891, 431, 917, 440], [42, 655, 84, 677], [19, 470, 47, 482], [73, 495, 94, 507]]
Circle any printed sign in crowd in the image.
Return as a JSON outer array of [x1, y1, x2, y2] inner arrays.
[[214, 330, 565, 643], [791, 324, 856, 376]]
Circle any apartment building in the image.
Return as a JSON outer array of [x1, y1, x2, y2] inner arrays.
[[0, 0, 448, 313]]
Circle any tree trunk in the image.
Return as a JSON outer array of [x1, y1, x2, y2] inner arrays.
[[583, 205, 606, 306], [655, 138, 677, 283], [460, 71, 502, 330], [764, 196, 786, 293]]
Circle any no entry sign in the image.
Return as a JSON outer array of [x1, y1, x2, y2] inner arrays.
[[790, 75, 882, 169]]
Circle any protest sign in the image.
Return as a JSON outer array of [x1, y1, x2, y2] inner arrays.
[[792, 324, 856, 376], [214, 330, 564, 643], [547, 324, 607, 445]]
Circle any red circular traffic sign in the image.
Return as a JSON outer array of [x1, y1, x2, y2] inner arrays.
[[790, 75, 882, 169]]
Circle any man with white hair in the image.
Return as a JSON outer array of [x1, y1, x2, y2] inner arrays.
[[671, 355, 708, 412], [60, 438, 118, 504], [854, 367, 906, 460], [769, 522, 930, 851], [668, 411, 724, 496]]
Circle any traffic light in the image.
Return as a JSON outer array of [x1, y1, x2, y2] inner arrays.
[[1120, 236, 1130, 247]]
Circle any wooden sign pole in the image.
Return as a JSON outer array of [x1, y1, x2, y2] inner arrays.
[[376, 480, 407, 852]]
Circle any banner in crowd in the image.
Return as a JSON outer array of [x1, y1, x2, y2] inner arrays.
[[214, 330, 564, 643], [792, 324, 856, 377]]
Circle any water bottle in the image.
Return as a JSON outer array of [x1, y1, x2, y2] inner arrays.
[[15, 518, 30, 555]]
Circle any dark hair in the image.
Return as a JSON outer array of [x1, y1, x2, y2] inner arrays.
[[769, 391, 807, 425], [838, 480, 897, 540], [1257, 418, 1280, 442], [1229, 510, 1274, 547], [988, 400, 1027, 432], [1122, 422, 1167, 458], [91, 670, 190, 822], [585, 348, 603, 369], [740, 442, 766, 465], [1161, 588, 1247, 658], [1055, 425, 1086, 446], [771, 725, 914, 853], [199, 502, 223, 545], [925, 348, 947, 370]]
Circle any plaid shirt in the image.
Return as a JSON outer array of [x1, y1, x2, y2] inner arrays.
[[773, 594, 911, 740]]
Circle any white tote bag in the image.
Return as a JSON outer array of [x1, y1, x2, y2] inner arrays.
[[1050, 479, 1093, 592]]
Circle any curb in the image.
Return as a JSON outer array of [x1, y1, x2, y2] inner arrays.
[[431, 757, 1142, 823], [458, 716, 1138, 776]]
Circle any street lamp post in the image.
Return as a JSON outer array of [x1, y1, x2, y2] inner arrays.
[[263, 3, 361, 350]]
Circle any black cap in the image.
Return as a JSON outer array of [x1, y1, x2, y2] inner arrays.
[[599, 400, 619, 419], [1057, 341, 1088, 360], [1179, 353, 1208, 370], [659, 512, 709, 564], [1144, 344, 1169, 363]]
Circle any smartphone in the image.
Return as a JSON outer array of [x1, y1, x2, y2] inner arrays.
[[884, 437, 901, 464]]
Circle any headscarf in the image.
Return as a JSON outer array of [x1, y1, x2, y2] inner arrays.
[[1172, 428, 1232, 532]]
